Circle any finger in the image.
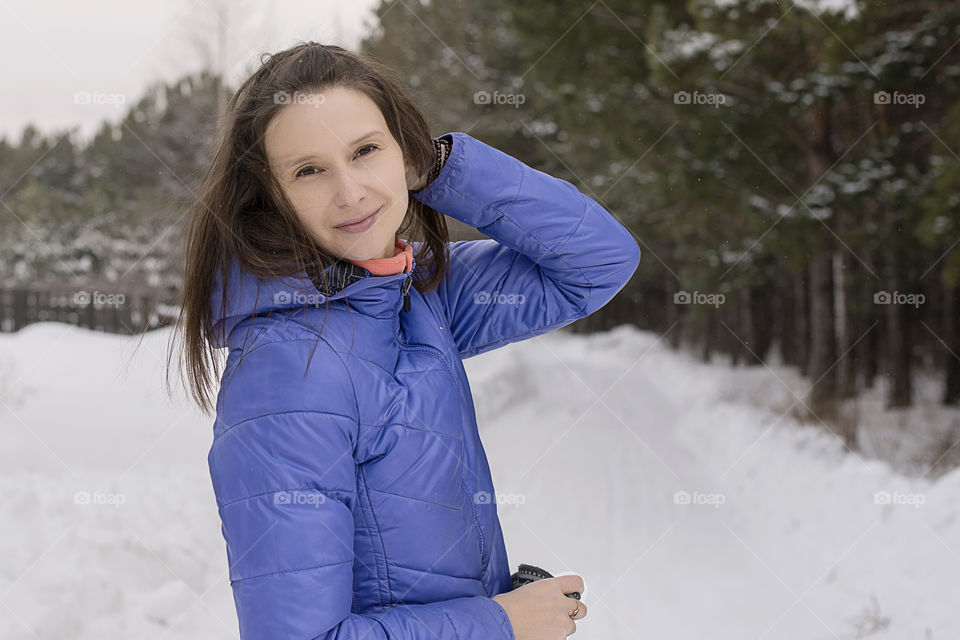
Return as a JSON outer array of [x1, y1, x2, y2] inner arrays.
[[555, 573, 585, 596], [571, 601, 587, 620], [554, 570, 588, 599]]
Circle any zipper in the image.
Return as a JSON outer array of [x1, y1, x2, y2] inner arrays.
[[392, 275, 462, 398], [393, 271, 482, 564], [463, 481, 487, 573], [400, 272, 412, 313]]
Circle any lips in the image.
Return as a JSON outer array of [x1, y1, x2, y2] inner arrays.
[[335, 206, 381, 229]]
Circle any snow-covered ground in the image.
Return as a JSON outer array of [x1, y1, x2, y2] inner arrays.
[[0, 322, 956, 639]]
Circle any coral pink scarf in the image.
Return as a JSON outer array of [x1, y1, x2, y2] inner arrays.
[[347, 238, 413, 275]]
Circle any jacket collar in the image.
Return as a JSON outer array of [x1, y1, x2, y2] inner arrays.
[[309, 259, 375, 297], [209, 245, 417, 349]]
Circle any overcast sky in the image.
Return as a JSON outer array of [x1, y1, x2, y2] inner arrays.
[[0, 0, 382, 144]]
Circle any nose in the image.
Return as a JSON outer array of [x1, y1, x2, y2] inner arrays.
[[333, 168, 367, 208]]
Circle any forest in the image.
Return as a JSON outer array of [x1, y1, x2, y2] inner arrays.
[[1, 0, 958, 442]]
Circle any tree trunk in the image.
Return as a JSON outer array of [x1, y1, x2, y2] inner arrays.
[[944, 283, 960, 405], [738, 287, 762, 364], [794, 275, 809, 376], [862, 249, 882, 390], [702, 310, 716, 364], [836, 251, 858, 398], [885, 276, 913, 408], [753, 281, 774, 363], [862, 315, 879, 390], [776, 277, 791, 366], [807, 250, 839, 417], [665, 275, 681, 350]]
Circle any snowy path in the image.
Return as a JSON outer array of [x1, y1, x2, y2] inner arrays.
[[0, 323, 956, 639], [469, 327, 957, 640]]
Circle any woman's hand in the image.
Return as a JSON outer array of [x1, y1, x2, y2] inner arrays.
[[406, 136, 451, 192], [492, 575, 587, 639]]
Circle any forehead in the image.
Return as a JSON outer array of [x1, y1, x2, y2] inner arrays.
[[265, 86, 389, 159]]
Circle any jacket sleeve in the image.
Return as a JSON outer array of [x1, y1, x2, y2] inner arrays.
[[411, 131, 641, 359], [209, 336, 515, 640]]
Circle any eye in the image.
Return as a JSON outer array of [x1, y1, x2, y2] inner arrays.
[[294, 145, 380, 179], [295, 165, 321, 179], [356, 143, 379, 157]]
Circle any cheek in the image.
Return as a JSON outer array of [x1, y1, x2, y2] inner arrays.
[[382, 148, 409, 191], [287, 191, 315, 216], [393, 191, 410, 219], [283, 191, 332, 231]]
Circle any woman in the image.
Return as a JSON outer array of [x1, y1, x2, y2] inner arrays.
[[171, 42, 640, 639]]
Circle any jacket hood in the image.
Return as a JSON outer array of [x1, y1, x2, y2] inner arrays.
[[208, 248, 417, 349]]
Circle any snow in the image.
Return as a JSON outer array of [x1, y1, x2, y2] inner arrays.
[[712, 0, 860, 20], [0, 321, 956, 639]]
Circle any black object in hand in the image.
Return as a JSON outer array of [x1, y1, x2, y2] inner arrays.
[[510, 563, 581, 600]]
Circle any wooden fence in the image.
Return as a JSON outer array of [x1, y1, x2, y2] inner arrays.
[[0, 286, 179, 334]]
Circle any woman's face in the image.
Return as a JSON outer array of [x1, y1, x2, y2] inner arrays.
[[265, 86, 410, 261]]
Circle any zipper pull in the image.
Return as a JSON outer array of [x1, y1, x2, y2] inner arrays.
[[401, 274, 412, 313]]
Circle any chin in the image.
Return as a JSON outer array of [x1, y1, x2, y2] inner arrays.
[[332, 234, 390, 261]]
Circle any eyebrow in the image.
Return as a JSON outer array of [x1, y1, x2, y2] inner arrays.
[[282, 130, 385, 169]]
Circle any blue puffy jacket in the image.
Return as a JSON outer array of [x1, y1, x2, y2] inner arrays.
[[208, 132, 641, 639]]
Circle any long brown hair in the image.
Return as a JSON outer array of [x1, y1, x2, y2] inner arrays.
[[165, 42, 450, 415]]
